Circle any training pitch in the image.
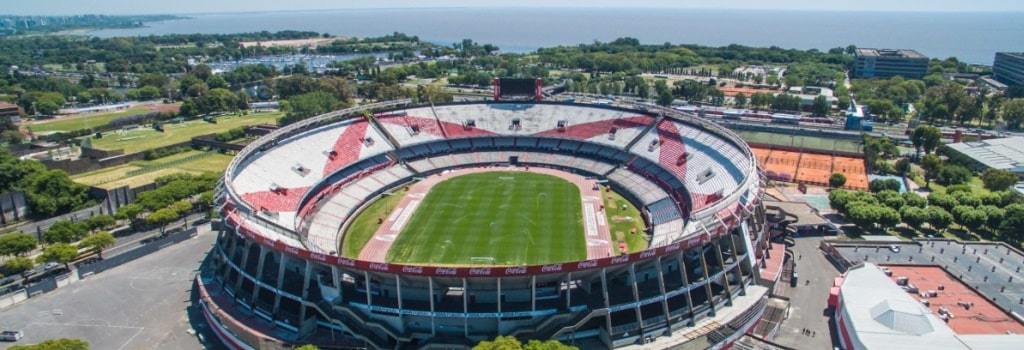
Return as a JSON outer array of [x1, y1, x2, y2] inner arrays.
[[384, 171, 586, 266]]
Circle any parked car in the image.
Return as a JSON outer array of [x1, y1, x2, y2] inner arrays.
[[0, 330, 23, 341]]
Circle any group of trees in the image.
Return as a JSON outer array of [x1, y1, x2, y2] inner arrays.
[[117, 172, 217, 232], [0, 149, 93, 218], [830, 181, 1024, 242]]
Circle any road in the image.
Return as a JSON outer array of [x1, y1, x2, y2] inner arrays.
[[0, 225, 218, 350], [771, 235, 842, 350]]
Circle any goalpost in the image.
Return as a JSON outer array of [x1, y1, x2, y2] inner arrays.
[[471, 257, 497, 265]]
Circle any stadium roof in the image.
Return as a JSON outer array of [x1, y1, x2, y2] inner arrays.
[[945, 137, 1024, 173], [839, 263, 969, 350]]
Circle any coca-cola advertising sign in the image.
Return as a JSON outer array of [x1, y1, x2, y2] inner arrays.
[[469, 268, 492, 276], [435, 267, 458, 276], [540, 264, 564, 273], [505, 266, 528, 275], [402, 266, 424, 274]]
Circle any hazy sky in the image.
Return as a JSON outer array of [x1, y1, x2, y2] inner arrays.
[[6, 0, 1024, 16]]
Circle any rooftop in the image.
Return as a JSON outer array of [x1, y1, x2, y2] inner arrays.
[[883, 265, 1024, 335], [838, 263, 1024, 350], [855, 48, 928, 60], [840, 263, 967, 350], [996, 52, 1024, 59], [945, 137, 1024, 172]]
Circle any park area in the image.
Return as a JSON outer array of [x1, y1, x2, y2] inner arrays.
[[383, 171, 587, 266]]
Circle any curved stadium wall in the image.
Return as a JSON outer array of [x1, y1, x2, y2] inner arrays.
[[199, 100, 770, 349]]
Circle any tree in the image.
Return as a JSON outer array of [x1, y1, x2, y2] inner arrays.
[[279, 91, 340, 126], [36, 243, 79, 270], [734, 92, 747, 108], [936, 165, 972, 186], [981, 205, 1005, 230], [981, 168, 1019, 191], [877, 206, 902, 230], [138, 85, 162, 100], [1003, 99, 1024, 129], [868, 178, 901, 193], [828, 173, 847, 188], [23, 169, 91, 218], [812, 95, 831, 116], [9, 338, 89, 350], [927, 206, 954, 232], [0, 232, 38, 257], [847, 203, 881, 231], [79, 231, 115, 259], [474, 336, 577, 350], [1000, 204, 1024, 242], [86, 214, 116, 231], [910, 126, 942, 154], [901, 191, 928, 208], [876, 190, 905, 209], [894, 158, 911, 175], [952, 191, 982, 208], [900, 206, 930, 230], [43, 220, 90, 244], [117, 204, 144, 227], [146, 208, 180, 233], [656, 89, 674, 107], [5, 256, 35, 276], [928, 191, 959, 211]]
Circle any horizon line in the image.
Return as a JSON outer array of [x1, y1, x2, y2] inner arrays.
[[4, 6, 1024, 17]]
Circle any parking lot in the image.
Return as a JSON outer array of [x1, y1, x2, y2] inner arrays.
[[832, 240, 1024, 318], [0, 226, 217, 350]]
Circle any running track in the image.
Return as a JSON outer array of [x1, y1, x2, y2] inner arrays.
[[356, 166, 614, 262]]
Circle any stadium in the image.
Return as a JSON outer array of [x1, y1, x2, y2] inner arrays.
[[197, 94, 770, 349]]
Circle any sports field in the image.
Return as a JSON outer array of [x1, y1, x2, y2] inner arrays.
[[385, 171, 586, 266]]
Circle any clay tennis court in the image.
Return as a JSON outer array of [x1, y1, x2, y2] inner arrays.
[[752, 146, 868, 190]]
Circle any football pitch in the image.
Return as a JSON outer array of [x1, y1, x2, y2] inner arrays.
[[385, 171, 586, 266]]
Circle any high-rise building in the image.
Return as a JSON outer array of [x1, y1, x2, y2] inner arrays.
[[853, 48, 929, 79], [993, 52, 1024, 87]]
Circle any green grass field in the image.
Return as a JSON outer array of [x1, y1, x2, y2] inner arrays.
[[25, 108, 155, 133], [341, 188, 409, 258], [87, 112, 281, 153], [71, 150, 233, 189], [600, 189, 649, 254], [385, 172, 586, 266]]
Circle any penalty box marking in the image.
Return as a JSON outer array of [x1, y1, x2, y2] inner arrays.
[[390, 200, 420, 232]]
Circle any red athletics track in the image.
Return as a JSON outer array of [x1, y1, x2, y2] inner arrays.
[[356, 166, 614, 263]]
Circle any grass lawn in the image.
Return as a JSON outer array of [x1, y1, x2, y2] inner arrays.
[[25, 108, 154, 133], [600, 188, 649, 254], [341, 187, 409, 258], [87, 112, 280, 153], [386, 171, 585, 266], [71, 150, 233, 189]]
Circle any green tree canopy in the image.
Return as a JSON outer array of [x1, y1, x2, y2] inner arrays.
[[86, 214, 116, 231], [901, 192, 928, 208], [43, 220, 90, 244], [1000, 204, 1024, 242], [36, 243, 79, 270], [279, 91, 340, 126], [829, 173, 847, 188], [900, 206, 930, 230], [146, 208, 180, 233], [927, 206, 954, 232], [936, 165, 972, 186], [474, 336, 577, 350], [79, 231, 115, 259], [981, 168, 1019, 191], [911, 126, 942, 154], [4, 257, 35, 276], [0, 232, 38, 257]]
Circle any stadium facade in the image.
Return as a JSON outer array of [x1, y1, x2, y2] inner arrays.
[[198, 100, 771, 349]]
